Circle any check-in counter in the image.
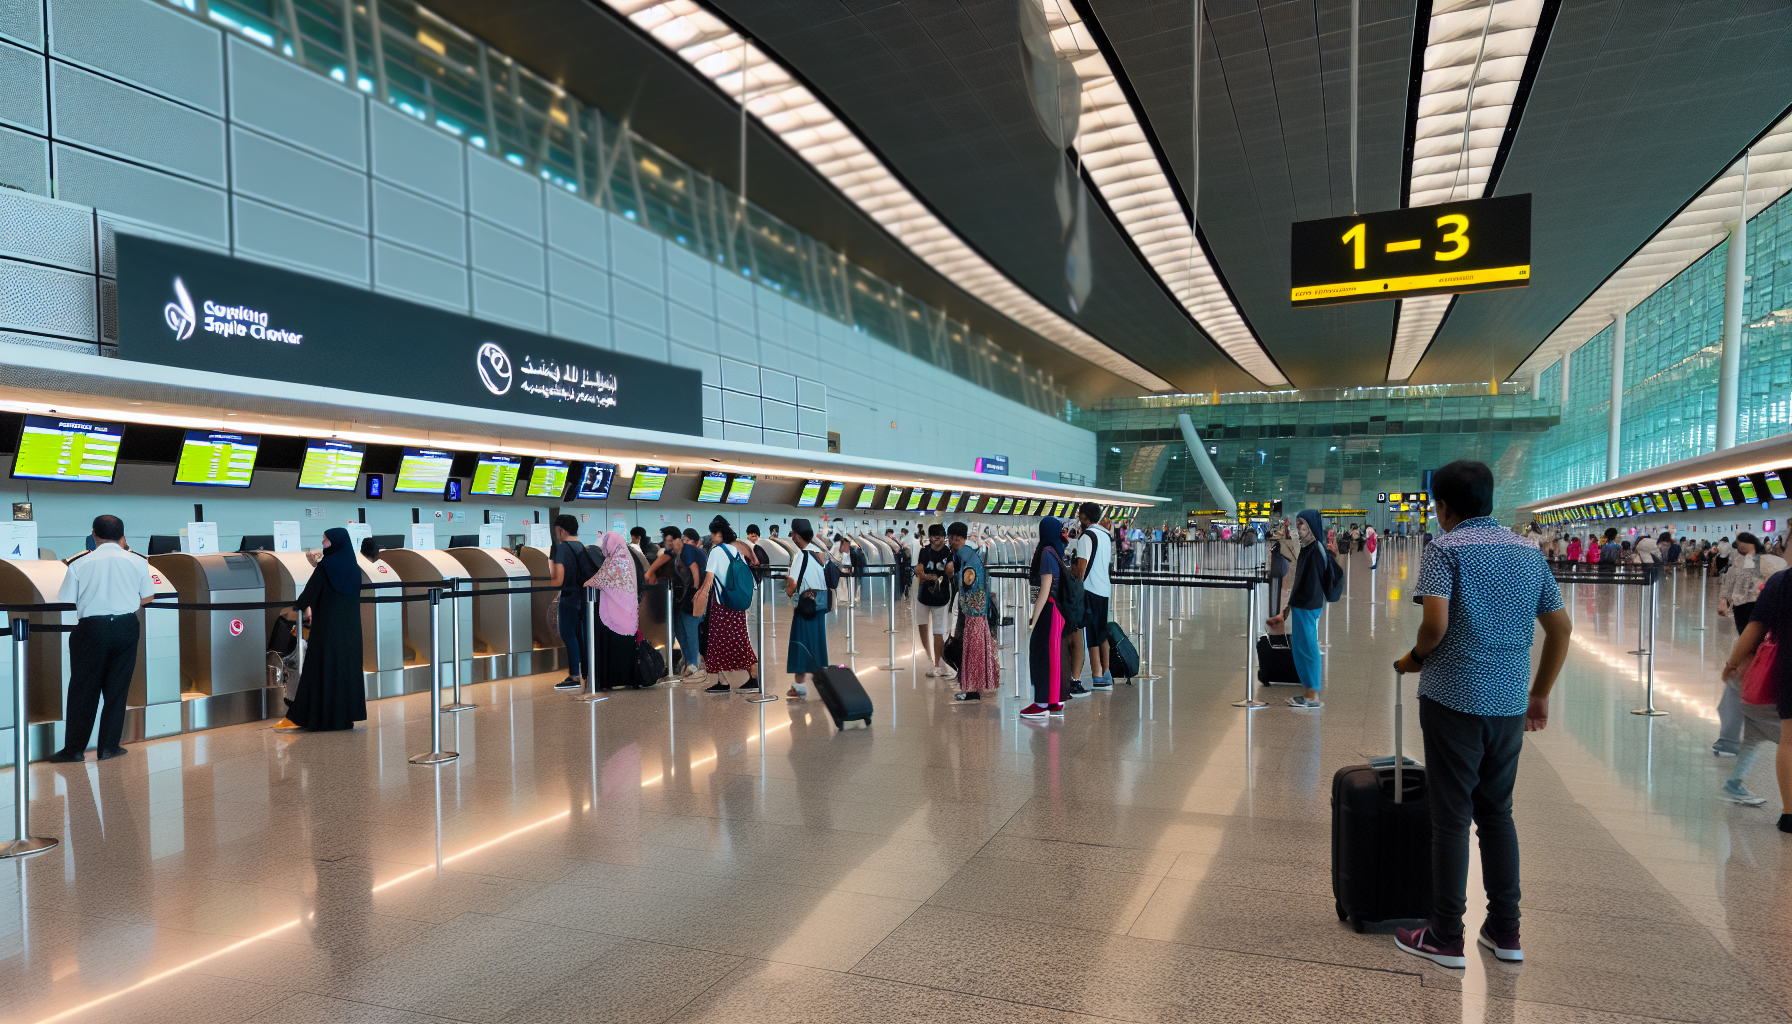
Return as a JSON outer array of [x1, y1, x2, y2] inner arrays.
[[0, 559, 73, 758], [252, 551, 405, 698], [514, 545, 560, 654], [375, 548, 477, 694], [129, 561, 181, 740], [147, 552, 266, 697], [754, 539, 789, 569], [445, 547, 537, 677]]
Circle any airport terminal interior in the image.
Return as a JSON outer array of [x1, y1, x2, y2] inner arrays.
[[1, 0, 1790, 1020]]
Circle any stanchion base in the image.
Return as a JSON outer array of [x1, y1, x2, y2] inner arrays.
[[1629, 708, 1669, 717], [0, 836, 59, 859], [408, 750, 460, 764], [744, 694, 779, 704], [442, 702, 476, 712], [574, 693, 610, 703], [872, 663, 898, 672], [1232, 699, 1268, 708], [1133, 673, 1162, 682], [656, 676, 680, 684]]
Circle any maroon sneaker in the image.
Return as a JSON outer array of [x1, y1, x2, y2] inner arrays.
[[1394, 925, 1466, 968], [1047, 703, 1066, 717], [1478, 924, 1522, 962], [1019, 703, 1050, 719]]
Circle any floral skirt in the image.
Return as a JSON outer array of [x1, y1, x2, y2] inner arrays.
[[703, 604, 756, 672], [958, 614, 1000, 691]]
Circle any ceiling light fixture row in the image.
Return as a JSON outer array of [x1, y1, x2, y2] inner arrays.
[[604, 0, 1176, 392]]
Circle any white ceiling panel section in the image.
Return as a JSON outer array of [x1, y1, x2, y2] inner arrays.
[[1517, 112, 1792, 379], [604, 0, 1177, 392], [1041, 3, 1286, 387], [1387, 0, 1544, 381]]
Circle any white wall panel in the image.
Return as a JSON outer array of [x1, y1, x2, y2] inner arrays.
[[611, 319, 666, 363], [0, 0, 43, 49], [48, 0, 221, 113], [471, 271, 545, 331], [0, 124, 47, 196], [611, 276, 665, 333], [721, 389, 759, 425], [226, 38, 363, 169], [232, 197, 368, 285], [724, 422, 762, 445], [373, 240, 467, 311], [701, 385, 721, 420], [668, 303, 715, 351], [55, 144, 227, 245], [466, 151, 543, 240], [798, 407, 827, 437], [50, 62, 225, 185], [372, 180, 464, 262], [470, 219, 544, 290], [763, 428, 798, 449], [719, 356, 757, 394], [798, 378, 826, 410], [0, 256, 93, 339], [0, 39, 45, 133], [546, 188, 606, 267], [607, 217, 662, 290], [546, 250, 607, 312], [229, 126, 366, 231], [0, 189, 90, 272], [369, 103, 462, 207], [761, 398, 797, 433], [760, 369, 796, 405], [548, 298, 609, 348]]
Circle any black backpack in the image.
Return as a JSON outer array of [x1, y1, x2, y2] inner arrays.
[[563, 540, 601, 588], [1320, 550, 1345, 602], [1060, 551, 1088, 628]]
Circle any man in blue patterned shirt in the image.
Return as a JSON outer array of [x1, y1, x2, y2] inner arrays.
[[1391, 460, 1572, 969]]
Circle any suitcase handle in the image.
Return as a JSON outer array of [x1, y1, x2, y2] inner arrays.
[[1394, 670, 1404, 804]]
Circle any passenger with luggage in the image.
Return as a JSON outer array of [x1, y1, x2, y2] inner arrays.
[[1714, 535, 1773, 758], [647, 527, 704, 678], [947, 522, 999, 700], [273, 526, 369, 732], [695, 516, 759, 695], [1264, 509, 1339, 709], [1716, 563, 1792, 826], [915, 524, 957, 679], [1390, 460, 1571, 968], [1020, 515, 1071, 720], [549, 515, 598, 692], [588, 531, 642, 690], [784, 518, 830, 698], [1071, 502, 1114, 689]]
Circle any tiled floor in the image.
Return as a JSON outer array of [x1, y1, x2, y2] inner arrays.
[[3, 540, 1789, 1023]]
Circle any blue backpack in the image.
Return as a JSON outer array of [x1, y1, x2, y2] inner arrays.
[[715, 545, 756, 612]]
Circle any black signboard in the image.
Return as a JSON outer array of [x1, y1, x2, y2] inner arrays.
[[117, 236, 702, 435], [1289, 194, 1531, 308]]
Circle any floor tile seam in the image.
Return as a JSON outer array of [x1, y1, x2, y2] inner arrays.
[[826, 966, 1155, 1024], [533, 868, 939, 906], [276, 991, 483, 1023], [963, 849, 1175, 879], [649, 953, 758, 1024], [1411, 971, 1791, 1023], [1117, 872, 1169, 935]]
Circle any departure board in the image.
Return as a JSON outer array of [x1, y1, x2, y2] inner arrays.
[[905, 488, 924, 511], [470, 453, 521, 496], [298, 438, 363, 490], [854, 485, 876, 509], [926, 490, 943, 511], [576, 462, 616, 500], [725, 475, 754, 504], [882, 486, 904, 510], [1769, 471, 1788, 500], [946, 492, 962, 512], [998, 497, 1014, 514], [984, 496, 999, 513], [821, 481, 844, 507], [697, 471, 727, 503], [526, 457, 569, 498], [965, 493, 980, 512], [174, 430, 258, 487], [627, 464, 666, 500], [11, 415, 124, 484], [797, 480, 822, 507], [394, 448, 454, 493]]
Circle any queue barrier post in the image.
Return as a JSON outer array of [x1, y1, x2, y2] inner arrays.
[[442, 578, 474, 712], [1232, 580, 1267, 708], [879, 570, 898, 672], [658, 584, 679, 683], [1632, 569, 1667, 717], [845, 572, 858, 656], [746, 568, 778, 703], [576, 584, 609, 703], [409, 588, 459, 765], [2, 618, 57, 859]]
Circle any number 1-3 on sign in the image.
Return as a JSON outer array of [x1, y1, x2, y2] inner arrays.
[[1290, 194, 1530, 308]]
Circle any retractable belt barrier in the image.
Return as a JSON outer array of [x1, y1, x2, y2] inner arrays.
[[1550, 560, 1667, 717]]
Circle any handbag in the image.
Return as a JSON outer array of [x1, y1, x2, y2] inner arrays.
[[795, 551, 828, 620], [1741, 635, 1779, 705]]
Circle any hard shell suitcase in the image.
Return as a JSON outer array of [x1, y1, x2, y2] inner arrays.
[[1105, 621, 1140, 680], [1331, 670, 1432, 932], [1255, 633, 1300, 685], [814, 664, 874, 730]]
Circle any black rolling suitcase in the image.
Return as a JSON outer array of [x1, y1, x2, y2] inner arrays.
[[814, 664, 874, 729], [1255, 633, 1300, 685], [1105, 621, 1140, 681], [1332, 670, 1432, 932]]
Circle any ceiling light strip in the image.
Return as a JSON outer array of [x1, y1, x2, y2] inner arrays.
[[1040, 4, 1285, 386], [603, 0, 1175, 392], [1516, 112, 1792, 379], [1387, 0, 1545, 381]]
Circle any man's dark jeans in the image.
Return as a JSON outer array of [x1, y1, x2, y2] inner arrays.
[[558, 592, 587, 678], [1418, 695, 1525, 940]]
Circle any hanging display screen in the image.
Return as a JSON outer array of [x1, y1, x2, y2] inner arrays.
[[905, 488, 925, 510], [525, 457, 570, 498], [926, 490, 944, 511], [882, 486, 904, 510], [696, 471, 728, 503], [1767, 471, 1789, 501], [394, 447, 454, 493], [297, 438, 364, 491], [725, 475, 755, 504], [854, 485, 877, 509], [1289, 194, 1532, 307], [1666, 491, 1683, 511], [984, 496, 1000, 513], [173, 430, 259, 487], [1695, 485, 1716, 508], [469, 453, 522, 496], [1737, 476, 1759, 503], [797, 480, 822, 507], [998, 497, 1014, 514], [821, 481, 845, 507], [1714, 480, 1736, 505], [626, 464, 666, 500], [11, 415, 124, 484], [945, 492, 962, 512]]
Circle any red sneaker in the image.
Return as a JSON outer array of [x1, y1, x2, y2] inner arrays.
[[1047, 703, 1066, 717], [1019, 703, 1050, 719], [1394, 925, 1466, 968]]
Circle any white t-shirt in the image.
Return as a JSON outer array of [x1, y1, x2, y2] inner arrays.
[[1075, 529, 1111, 597], [793, 543, 831, 595], [902, 535, 920, 564], [706, 544, 741, 581]]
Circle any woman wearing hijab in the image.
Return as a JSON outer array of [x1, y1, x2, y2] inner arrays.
[[951, 527, 1000, 701], [1020, 515, 1069, 720], [1718, 560, 1792, 831], [1265, 509, 1337, 709], [588, 531, 640, 689], [1270, 523, 1300, 616], [275, 527, 367, 732], [784, 518, 829, 697]]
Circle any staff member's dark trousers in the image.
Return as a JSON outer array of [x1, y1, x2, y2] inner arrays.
[[58, 614, 139, 757]]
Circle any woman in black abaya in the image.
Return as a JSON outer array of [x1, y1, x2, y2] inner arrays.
[[275, 527, 367, 732]]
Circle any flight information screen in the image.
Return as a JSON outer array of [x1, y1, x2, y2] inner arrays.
[[821, 481, 844, 507], [926, 490, 943, 511], [173, 430, 258, 487], [882, 487, 904, 510], [999, 497, 1014, 514], [297, 438, 363, 490], [394, 448, 454, 493], [797, 480, 822, 507], [11, 415, 123, 484], [697, 471, 728, 503], [526, 458, 569, 498], [628, 464, 668, 500], [855, 485, 876, 509], [905, 488, 925, 511], [578, 462, 617, 500], [725, 475, 755, 504], [470, 453, 521, 496]]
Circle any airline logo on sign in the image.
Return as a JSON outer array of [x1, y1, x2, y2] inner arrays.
[[167, 277, 303, 344], [477, 342, 512, 395], [165, 278, 196, 339], [377, 564, 390, 574], [229, 619, 244, 636], [150, 574, 163, 585]]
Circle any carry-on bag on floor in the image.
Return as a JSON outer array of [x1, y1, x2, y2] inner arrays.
[[633, 637, 667, 689], [1106, 621, 1140, 681], [814, 664, 874, 729], [1255, 633, 1300, 685], [1331, 670, 1432, 932]]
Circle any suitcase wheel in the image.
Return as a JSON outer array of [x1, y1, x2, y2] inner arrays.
[[1335, 901, 1347, 922], [1349, 914, 1366, 934]]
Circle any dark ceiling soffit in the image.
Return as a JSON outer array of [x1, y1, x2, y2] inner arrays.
[[1068, 0, 1289, 389], [1384, 0, 1433, 381], [1389, 0, 1559, 382], [1510, 97, 1792, 375], [630, 0, 1162, 393]]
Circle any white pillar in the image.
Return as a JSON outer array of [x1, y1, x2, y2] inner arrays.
[[1560, 349, 1571, 403], [1717, 220, 1747, 450], [1607, 311, 1625, 481]]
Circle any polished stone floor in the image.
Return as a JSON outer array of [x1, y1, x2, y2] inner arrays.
[[3, 540, 1789, 1023]]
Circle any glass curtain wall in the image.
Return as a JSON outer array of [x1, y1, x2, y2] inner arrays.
[[169, 0, 1071, 418]]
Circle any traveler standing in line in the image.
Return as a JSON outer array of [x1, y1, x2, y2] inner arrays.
[[1715, 537, 1733, 575], [647, 527, 703, 678], [588, 531, 640, 690], [1265, 509, 1337, 709], [1716, 558, 1792, 824], [696, 516, 759, 695], [1391, 460, 1571, 968], [547, 515, 593, 692], [784, 519, 830, 698], [899, 527, 919, 598], [274, 527, 369, 733], [1565, 535, 1583, 563], [46, 515, 157, 761], [1663, 533, 1681, 565], [915, 524, 956, 679], [1073, 502, 1114, 689], [1020, 515, 1070, 720], [1715, 534, 1770, 757], [1598, 528, 1622, 565], [834, 535, 857, 607], [745, 524, 771, 567], [1365, 524, 1379, 570], [947, 522, 999, 700], [1269, 522, 1299, 616]]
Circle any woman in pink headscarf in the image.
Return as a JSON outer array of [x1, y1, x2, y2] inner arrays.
[[587, 531, 640, 689]]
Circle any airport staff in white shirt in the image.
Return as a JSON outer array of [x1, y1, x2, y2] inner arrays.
[[47, 515, 157, 763]]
